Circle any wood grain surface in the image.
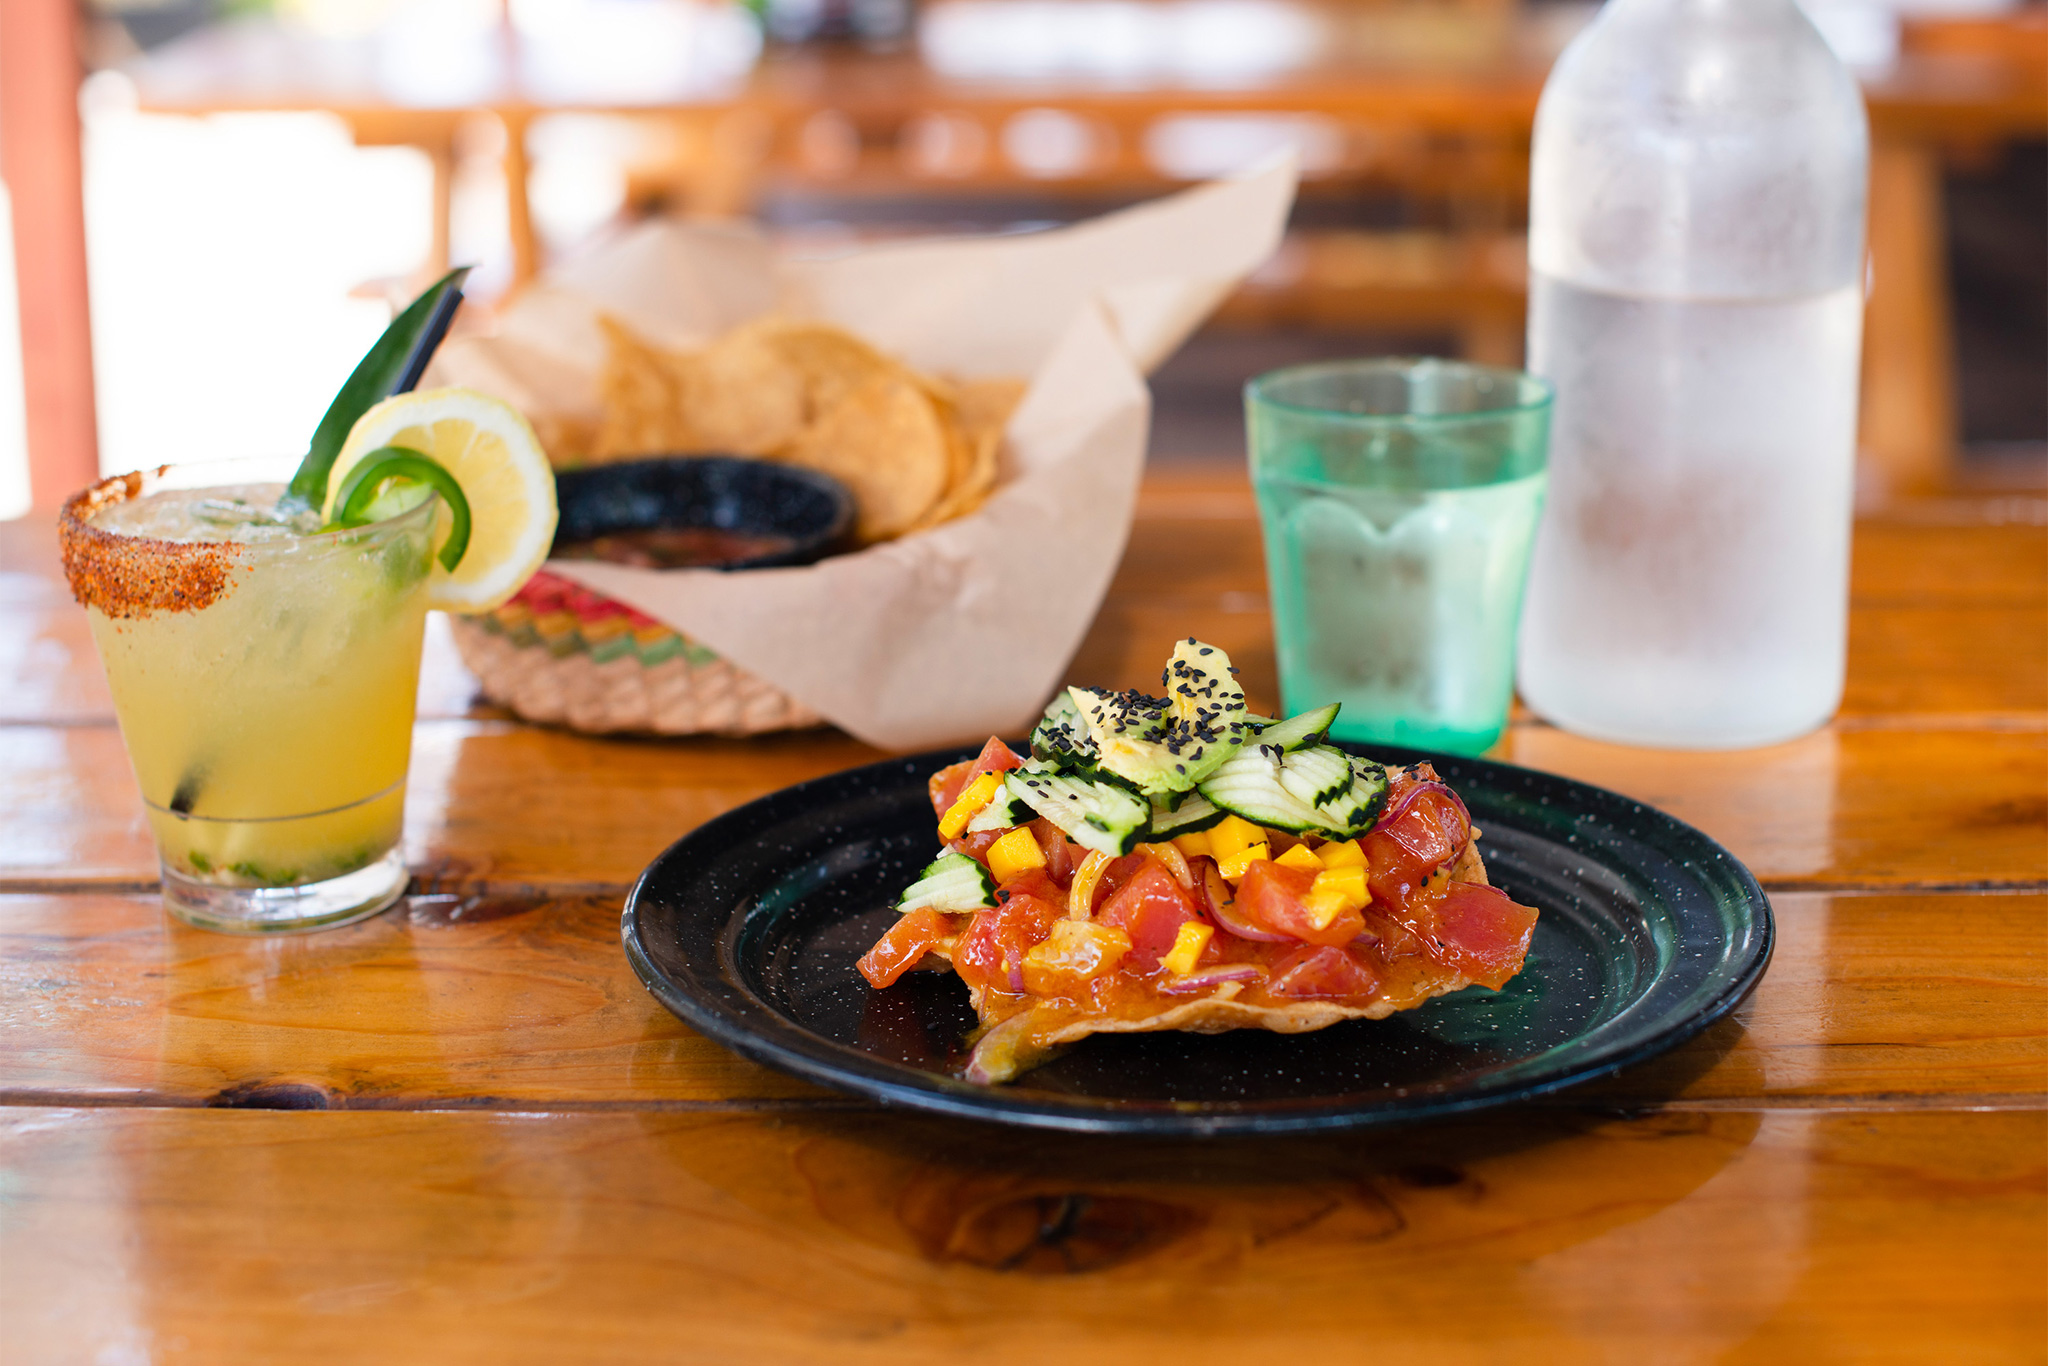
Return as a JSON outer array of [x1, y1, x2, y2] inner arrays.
[[4, 1106, 2041, 1363], [1, 473, 2043, 1361]]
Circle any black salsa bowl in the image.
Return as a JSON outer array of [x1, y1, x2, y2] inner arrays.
[[552, 455, 854, 571]]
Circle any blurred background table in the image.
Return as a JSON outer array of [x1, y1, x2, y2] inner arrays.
[[2, 464, 2043, 1358], [109, 1, 2048, 501]]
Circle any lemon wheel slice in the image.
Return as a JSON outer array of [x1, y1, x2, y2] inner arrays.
[[327, 388, 558, 613]]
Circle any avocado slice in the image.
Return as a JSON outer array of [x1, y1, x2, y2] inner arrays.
[[1068, 638, 1254, 797]]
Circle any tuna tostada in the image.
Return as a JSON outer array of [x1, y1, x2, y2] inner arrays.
[[857, 639, 1540, 1083]]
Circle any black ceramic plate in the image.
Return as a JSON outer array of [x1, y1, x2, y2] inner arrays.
[[622, 745, 1772, 1135]]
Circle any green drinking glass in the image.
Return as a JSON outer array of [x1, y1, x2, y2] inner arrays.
[[1245, 358, 1553, 756]]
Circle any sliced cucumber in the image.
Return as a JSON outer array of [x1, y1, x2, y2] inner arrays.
[[964, 780, 1035, 834], [1005, 760, 1151, 856], [897, 852, 996, 913], [1314, 757, 1391, 836], [1275, 744, 1354, 808], [1030, 690, 1096, 768], [1146, 792, 1227, 838], [1197, 746, 1327, 833], [1199, 741, 1396, 838], [1250, 702, 1340, 753]]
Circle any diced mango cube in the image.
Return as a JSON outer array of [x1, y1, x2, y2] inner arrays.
[[1172, 830, 1214, 860], [1275, 843, 1324, 874], [1217, 842, 1270, 882], [1302, 866, 1370, 928], [1208, 814, 1263, 861], [1313, 865, 1369, 904], [1317, 839, 1367, 870], [938, 771, 1003, 840], [1302, 886, 1351, 930], [1161, 921, 1215, 976], [987, 826, 1046, 884]]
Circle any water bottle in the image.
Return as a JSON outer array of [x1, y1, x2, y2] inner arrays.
[[1517, 0, 1869, 749]]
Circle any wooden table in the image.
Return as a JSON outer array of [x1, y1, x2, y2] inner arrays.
[[2, 471, 2044, 1359]]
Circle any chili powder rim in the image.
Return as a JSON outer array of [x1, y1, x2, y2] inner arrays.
[[57, 467, 436, 620], [58, 469, 248, 620]]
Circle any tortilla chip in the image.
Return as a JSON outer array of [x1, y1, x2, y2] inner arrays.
[[950, 377, 1028, 443], [899, 375, 1020, 532], [683, 328, 808, 456], [782, 372, 952, 542], [594, 315, 688, 460], [904, 420, 999, 533], [747, 319, 901, 420]]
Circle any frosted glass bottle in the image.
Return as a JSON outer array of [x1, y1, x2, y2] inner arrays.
[[1517, 0, 1869, 748]]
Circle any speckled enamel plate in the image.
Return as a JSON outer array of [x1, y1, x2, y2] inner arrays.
[[621, 745, 1772, 1135]]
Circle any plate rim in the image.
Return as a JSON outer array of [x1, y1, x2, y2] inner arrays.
[[621, 744, 1774, 1135]]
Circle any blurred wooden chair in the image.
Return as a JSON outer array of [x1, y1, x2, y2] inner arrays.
[[1860, 9, 2047, 497], [619, 0, 1539, 365]]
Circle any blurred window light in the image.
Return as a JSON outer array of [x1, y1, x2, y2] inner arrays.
[[287, 0, 413, 38], [451, 117, 515, 296], [527, 114, 644, 251], [511, 0, 762, 104], [921, 0, 1325, 85], [375, 0, 505, 106], [1000, 108, 1107, 178], [82, 101, 435, 475], [0, 182, 27, 520], [1144, 113, 1343, 180], [902, 113, 990, 179], [1173, 0, 1321, 79]]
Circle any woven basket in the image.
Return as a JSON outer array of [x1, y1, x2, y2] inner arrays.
[[451, 570, 821, 736]]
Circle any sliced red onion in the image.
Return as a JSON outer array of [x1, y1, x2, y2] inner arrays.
[[1160, 964, 1268, 995], [1208, 895, 1292, 943], [1200, 863, 1290, 942]]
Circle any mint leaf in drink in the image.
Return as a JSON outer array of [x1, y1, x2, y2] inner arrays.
[[283, 265, 471, 513]]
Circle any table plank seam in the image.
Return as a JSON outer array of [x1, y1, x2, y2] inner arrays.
[[4, 1092, 2042, 1114], [9, 876, 2048, 899], [1776, 882, 2048, 897]]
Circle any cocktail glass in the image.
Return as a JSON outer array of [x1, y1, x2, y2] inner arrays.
[[1245, 358, 1553, 756], [60, 463, 437, 932]]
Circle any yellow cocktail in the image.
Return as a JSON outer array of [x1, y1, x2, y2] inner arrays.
[[61, 469, 436, 931]]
